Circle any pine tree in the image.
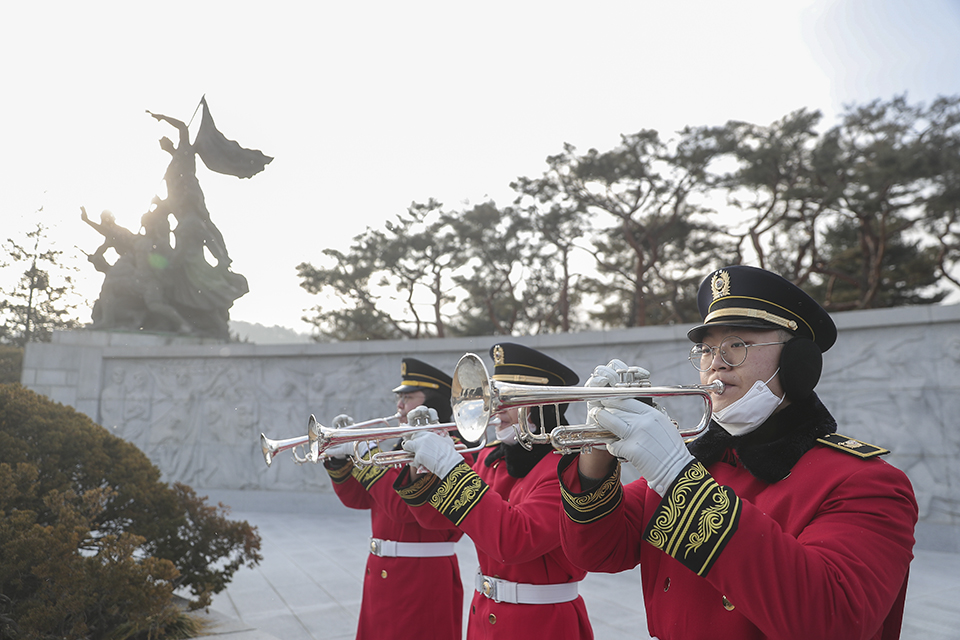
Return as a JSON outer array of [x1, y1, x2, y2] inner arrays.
[[0, 216, 82, 346]]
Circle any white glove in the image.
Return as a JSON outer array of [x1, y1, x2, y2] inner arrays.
[[401, 430, 462, 478], [585, 359, 628, 418], [323, 441, 357, 460], [585, 358, 652, 414], [325, 414, 368, 460], [592, 396, 694, 496], [587, 358, 653, 401], [585, 359, 629, 389], [585, 359, 651, 388], [405, 405, 439, 426], [332, 413, 355, 429]]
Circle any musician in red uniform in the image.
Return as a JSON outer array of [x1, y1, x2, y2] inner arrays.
[[323, 358, 464, 640], [559, 265, 918, 640], [395, 343, 594, 640]]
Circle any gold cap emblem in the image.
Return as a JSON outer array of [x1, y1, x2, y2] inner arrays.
[[493, 345, 505, 365], [400, 362, 407, 376], [711, 270, 731, 301]]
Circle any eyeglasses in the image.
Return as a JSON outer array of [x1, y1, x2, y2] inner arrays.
[[689, 336, 787, 371]]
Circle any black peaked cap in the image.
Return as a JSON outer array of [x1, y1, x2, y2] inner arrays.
[[392, 358, 453, 394], [489, 342, 579, 387], [687, 265, 837, 353]]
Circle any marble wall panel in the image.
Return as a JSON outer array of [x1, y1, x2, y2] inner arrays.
[[21, 304, 960, 550]]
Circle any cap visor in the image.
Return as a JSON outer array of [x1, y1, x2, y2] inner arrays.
[[687, 318, 784, 343]]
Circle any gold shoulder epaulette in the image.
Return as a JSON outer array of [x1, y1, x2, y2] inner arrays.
[[817, 433, 890, 458]]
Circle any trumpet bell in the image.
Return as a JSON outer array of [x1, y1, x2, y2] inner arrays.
[[260, 433, 276, 467], [260, 431, 311, 467], [451, 353, 493, 442]]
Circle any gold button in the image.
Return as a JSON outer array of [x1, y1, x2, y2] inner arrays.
[[722, 595, 735, 611], [488, 614, 496, 625], [663, 577, 670, 592], [381, 570, 388, 579]]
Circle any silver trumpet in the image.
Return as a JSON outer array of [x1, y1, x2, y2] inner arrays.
[[259, 413, 400, 467], [341, 411, 493, 468], [451, 352, 724, 455], [260, 410, 491, 469], [260, 432, 315, 467]]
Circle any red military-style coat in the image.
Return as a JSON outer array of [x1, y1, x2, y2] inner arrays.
[[394, 443, 593, 640], [558, 395, 918, 640], [325, 447, 464, 640]]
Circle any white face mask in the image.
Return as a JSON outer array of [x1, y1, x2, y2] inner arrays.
[[496, 422, 519, 446], [712, 370, 784, 437]]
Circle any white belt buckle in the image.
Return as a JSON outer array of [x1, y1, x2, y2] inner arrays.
[[476, 570, 577, 605], [478, 574, 517, 604], [370, 538, 397, 557], [481, 576, 498, 602]]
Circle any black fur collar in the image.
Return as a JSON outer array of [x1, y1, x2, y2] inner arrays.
[[485, 442, 554, 478], [687, 392, 837, 483]]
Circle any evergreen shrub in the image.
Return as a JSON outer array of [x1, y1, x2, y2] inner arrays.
[[0, 384, 262, 639]]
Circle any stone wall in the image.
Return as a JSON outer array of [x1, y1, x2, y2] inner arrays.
[[21, 304, 960, 551]]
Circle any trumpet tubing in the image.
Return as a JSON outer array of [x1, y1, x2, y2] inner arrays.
[[451, 352, 724, 454], [259, 411, 492, 469], [311, 416, 485, 460], [259, 413, 403, 467]]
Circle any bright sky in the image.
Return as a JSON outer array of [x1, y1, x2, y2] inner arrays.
[[3, 0, 959, 333]]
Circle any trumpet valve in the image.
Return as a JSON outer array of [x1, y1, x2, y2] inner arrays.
[[617, 367, 652, 387]]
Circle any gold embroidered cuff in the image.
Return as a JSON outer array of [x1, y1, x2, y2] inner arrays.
[[394, 470, 442, 507], [558, 454, 623, 524], [324, 459, 354, 484], [643, 461, 741, 577], [350, 447, 388, 490], [428, 462, 489, 526]]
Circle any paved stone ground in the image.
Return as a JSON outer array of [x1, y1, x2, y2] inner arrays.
[[190, 490, 960, 640]]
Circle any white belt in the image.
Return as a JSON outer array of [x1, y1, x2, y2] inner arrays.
[[369, 538, 456, 558], [475, 570, 580, 605]]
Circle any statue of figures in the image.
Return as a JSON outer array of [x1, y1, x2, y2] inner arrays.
[[84, 207, 193, 334], [80, 207, 137, 272], [168, 214, 249, 339], [147, 110, 231, 265], [81, 98, 270, 339]]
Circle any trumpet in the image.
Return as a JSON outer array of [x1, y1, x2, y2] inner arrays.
[[260, 410, 491, 469], [260, 432, 314, 467], [451, 352, 724, 455], [260, 413, 401, 467]]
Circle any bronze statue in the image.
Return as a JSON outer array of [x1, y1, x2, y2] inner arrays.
[[81, 98, 271, 339]]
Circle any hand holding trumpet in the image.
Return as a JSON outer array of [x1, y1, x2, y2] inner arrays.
[[401, 406, 468, 478], [323, 414, 372, 460], [579, 360, 695, 496], [590, 398, 694, 496], [402, 431, 463, 478]]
